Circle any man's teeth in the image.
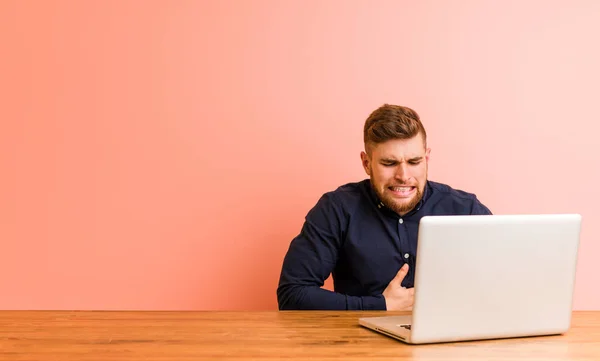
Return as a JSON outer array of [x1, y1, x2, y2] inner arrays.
[[391, 187, 412, 191]]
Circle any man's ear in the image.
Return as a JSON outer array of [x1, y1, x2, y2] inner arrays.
[[425, 147, 431, 161], [360, 151, 371, 176]]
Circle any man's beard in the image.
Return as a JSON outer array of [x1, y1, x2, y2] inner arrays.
[[372, 180, 424, 215]]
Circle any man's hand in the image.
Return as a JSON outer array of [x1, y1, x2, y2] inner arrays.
[[382, 264, 414, 311]]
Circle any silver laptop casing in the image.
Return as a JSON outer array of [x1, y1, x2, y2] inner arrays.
[[359, 214, 582, 344]]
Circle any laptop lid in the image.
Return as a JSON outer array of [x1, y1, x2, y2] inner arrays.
[[409, 214, 581, 344]]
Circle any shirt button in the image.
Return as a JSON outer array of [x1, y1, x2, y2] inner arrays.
[[404, 253, 409, 259], [399, 218, 404, 224]]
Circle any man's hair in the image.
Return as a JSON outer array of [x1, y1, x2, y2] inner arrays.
[[363, 104, 427, 151]]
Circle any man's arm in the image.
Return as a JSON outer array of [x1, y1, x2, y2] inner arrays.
[[276, 193, 386, 310]]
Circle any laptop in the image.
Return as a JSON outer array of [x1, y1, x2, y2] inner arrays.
[[359, 213, 582, 344]]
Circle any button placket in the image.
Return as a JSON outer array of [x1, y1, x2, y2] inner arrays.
[[397, 217, 409, 266]]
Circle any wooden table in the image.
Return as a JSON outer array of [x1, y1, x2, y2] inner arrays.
[[1, 311, 599, 360]]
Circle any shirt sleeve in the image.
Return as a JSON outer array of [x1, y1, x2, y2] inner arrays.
[[471, 197, 493, 215], [276, 193, 387, 310]]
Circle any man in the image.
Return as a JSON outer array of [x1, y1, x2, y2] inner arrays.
[[277, 104, 492, 311]]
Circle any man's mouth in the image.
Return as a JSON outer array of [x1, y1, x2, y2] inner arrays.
[[388, 186, 416, 197]]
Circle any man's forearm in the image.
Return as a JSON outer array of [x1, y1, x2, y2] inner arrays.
[[277, 284, 386, 310]]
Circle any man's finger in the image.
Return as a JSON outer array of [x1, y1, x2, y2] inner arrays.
[[409, 288, 415, 296], [392, 264, 409, 284]]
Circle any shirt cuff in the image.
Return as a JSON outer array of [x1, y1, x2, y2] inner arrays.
[[362, 294, 387, 310]]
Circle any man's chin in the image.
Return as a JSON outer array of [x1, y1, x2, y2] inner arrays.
[[383, 193, 423, 215], [395, 203, 415, 215]]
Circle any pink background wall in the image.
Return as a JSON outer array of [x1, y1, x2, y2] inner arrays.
[[1, 0, 599, 310]]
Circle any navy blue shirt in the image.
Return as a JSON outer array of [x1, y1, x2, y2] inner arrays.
[[277, 179, 492, 310]]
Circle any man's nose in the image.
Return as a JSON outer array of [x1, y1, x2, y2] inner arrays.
[[395, 163, 410, 182]]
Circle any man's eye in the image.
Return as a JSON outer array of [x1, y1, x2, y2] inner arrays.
[[382, 163, 395, 167], [409, 161, 421, 165]]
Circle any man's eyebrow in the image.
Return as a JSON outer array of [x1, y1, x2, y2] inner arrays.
[[379, 156, 423, 163]]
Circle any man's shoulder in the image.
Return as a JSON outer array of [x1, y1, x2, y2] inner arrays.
[[311, 179, 372, 212], [427, 180, 480, 201], [426, 180, 492, 215], [323, 179, 371, 204], [304, 179, 372, 221]]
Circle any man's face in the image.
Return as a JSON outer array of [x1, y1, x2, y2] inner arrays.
[[361, 134, 430, 216]]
